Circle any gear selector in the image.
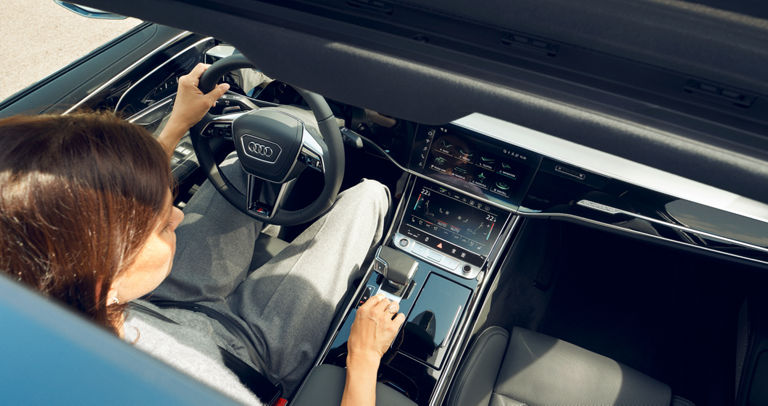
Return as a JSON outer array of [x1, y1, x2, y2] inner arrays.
[[373, 245, 418, 301]]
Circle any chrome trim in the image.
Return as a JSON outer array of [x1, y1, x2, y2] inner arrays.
[[114, 37, 215, 112], [240, 135, 282, 163], [392, 233, 482, 278], [62, 31, 194, 115], [452, 113, 768, 224], [126, 95, 174, 123], [301, 127, 325, 172], [575, 199, 768, 252], [301, 127, 324, 158]]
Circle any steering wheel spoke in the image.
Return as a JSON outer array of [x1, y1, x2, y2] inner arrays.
[[246, 175, 297, 220], [199, 111, 249, 138], [299, 129, 326, 173], [218, 90, 260, 111]]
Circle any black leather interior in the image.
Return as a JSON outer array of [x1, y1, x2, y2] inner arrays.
[[448, 326, 684, 406], [291, 364, 416, 406]]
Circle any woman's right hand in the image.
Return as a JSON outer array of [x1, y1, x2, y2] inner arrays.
[[342, 294, 406, 406], [346, 294, 406, 367]]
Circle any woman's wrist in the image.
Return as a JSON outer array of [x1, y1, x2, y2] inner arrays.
[[157, 118, 189, 157], [346, 350, 381, 372]]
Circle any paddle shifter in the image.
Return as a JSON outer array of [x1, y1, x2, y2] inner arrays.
[[373, 245, 418, 302]]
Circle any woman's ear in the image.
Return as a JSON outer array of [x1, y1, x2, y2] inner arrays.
[[107, 277, 122, 305]]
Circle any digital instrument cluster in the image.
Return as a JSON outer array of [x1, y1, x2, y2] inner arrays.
[[398, 180, 509, 267], [410, 125, 541, 209]]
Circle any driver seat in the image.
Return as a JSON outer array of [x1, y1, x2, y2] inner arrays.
[[447, 326, 694, 406]]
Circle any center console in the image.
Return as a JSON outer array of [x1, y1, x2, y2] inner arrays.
[[316, 176, 518, 405]]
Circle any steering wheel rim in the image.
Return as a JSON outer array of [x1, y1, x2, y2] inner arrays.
[[189, 54, 345, 226]]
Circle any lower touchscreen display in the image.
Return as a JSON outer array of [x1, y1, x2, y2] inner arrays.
[[399, 181, 508, 266]]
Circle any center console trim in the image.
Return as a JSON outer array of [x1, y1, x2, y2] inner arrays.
[[426, 214, 522, 406]]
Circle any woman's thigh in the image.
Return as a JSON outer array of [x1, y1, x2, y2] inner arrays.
[[149, 154, 261, 303], [228, 179, 390, 395]]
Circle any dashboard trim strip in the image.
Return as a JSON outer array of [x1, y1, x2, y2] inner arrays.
[[62, 31, 194, 115], [575, 199, 768, 253], [452, 113, 768, 224], [113, 37, 215, 112], [528, 211, 768, 268]]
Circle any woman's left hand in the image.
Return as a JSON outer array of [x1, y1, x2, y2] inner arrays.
[[167, 63, 230, 132]]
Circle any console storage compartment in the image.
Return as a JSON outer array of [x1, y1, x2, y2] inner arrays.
[[400, 273, 471, 369]]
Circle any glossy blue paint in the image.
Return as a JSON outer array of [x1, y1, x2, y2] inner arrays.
[[0, 274, 239, 405]]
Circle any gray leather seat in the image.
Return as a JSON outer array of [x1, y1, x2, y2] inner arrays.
[[447, 326, 693, 406], [291, 364, 416, 406]]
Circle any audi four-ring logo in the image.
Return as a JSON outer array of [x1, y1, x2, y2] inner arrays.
[[241, 134, 281, 163], [247, 141, 274, 158]]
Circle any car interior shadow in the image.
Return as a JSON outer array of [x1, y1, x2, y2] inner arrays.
[[481, 217, 768, 405]]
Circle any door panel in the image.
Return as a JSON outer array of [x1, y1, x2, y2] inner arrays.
[[0, 24, 202, 117]]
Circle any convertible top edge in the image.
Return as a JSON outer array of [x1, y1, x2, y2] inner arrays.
[[67, 0, 768, 206]]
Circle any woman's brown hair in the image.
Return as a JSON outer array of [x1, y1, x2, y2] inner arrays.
[[0, 112, 172, 334]]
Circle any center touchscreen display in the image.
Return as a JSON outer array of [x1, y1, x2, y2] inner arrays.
[[399, 180, 509, 266]]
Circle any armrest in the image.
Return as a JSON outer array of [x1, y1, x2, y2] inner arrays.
[[290, 364, 416, 406]]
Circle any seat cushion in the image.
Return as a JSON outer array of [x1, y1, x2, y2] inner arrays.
[[449, 326, 673, 406], [291, 364, 416, 406]]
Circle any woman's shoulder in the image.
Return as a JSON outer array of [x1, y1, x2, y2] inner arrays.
[[124, 300, 264, 405]]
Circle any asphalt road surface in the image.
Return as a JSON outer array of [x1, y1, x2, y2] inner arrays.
[[0, 0, 141, 101]]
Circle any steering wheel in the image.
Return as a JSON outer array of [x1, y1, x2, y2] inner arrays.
[[189, 55, 345, 226]]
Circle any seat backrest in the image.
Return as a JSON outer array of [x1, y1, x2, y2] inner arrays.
[[448, 326, 673, 406]]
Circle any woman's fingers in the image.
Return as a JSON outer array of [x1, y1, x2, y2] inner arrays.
[[392, 312, 406, 328], [188, 62, 209, 79], [206, 83, 230, 105], [385, 301, 399, 315], [167, 64, 230, 131], [348, 293, 406, 360]]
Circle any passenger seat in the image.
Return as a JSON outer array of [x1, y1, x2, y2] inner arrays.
[[447, 326, 694, 406]]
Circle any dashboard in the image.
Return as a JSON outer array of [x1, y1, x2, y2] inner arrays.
[[120, 38, 768, 273], [402, 119, 768, 270]]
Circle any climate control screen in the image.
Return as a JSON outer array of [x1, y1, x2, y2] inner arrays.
[[399, 180, 509, 266]]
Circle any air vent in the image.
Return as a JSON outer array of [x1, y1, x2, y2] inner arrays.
[[346, 0, 393, 15], [684, 79, 756, 108], [501, 33, 558, 56]]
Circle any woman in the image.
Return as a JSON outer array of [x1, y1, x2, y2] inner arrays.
[[0, 64, 403, 405]]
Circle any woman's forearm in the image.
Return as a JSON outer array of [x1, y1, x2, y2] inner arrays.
[[156, 118, 188, 158], [341, 354, 380, 406]]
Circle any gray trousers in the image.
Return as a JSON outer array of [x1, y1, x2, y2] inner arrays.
[[150, 155, 390, 394]]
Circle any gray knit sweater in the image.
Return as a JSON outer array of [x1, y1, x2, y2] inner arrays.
[[123, 302, 264, 405]]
